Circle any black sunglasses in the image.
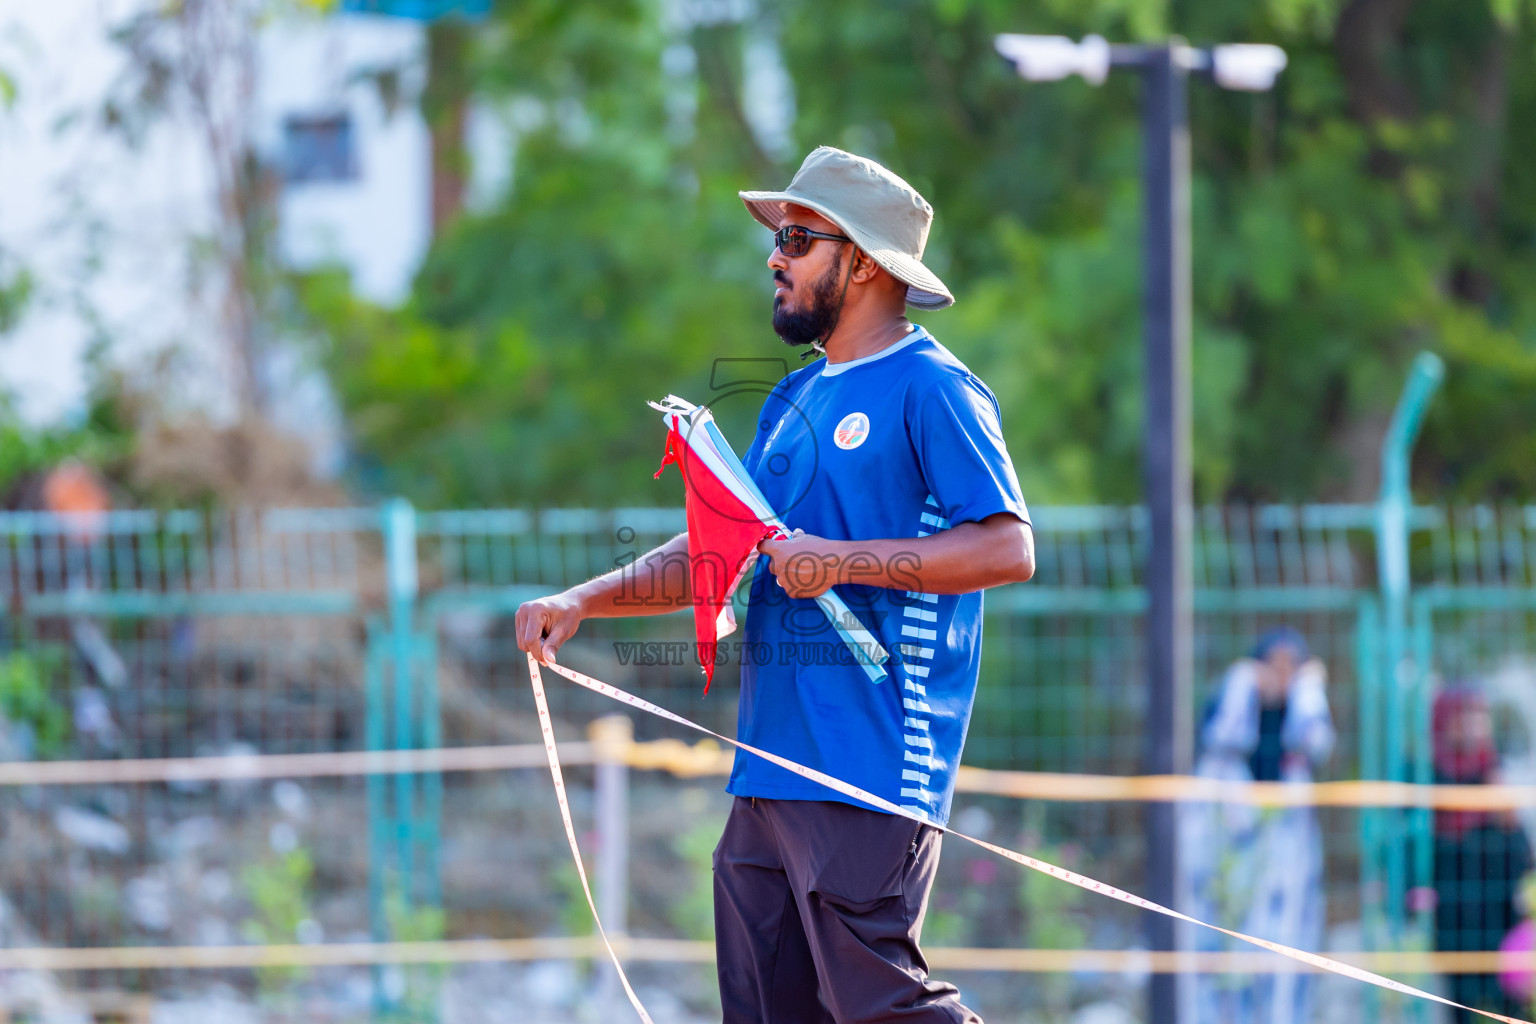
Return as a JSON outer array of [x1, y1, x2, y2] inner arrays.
[[774, 223, 851, 257]]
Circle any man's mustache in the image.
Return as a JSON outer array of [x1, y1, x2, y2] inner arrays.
[[774, 271, 791, 289]]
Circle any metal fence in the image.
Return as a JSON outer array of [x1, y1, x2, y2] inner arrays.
[[0, 501, 1532, 1020]]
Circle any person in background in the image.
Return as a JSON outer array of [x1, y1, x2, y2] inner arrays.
[[1430, 686, 1533, 1023], [1182, 627, 1335, 1024]]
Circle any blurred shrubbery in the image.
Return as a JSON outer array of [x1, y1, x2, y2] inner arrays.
[[0, 348, 137, 507], [290, 0, 1536, 508], [4, 1, 1535, 506], [0, 647, 70, 760]]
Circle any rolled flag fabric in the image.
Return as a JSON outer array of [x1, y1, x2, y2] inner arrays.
[[652, 421, 775, 691], [650, 396, 889, 690]]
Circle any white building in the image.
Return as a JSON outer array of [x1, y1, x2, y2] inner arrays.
[[0, 0, 789, 456], [260, 14, 433, 306], [0, 2, 489, 455]]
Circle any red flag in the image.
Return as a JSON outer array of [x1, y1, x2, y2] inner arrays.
[[649, 394, 886, 686], [655, 426, 778, 692]]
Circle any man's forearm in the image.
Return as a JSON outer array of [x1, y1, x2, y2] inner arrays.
[[565, 532, 692, 617], [766, 514, 1033, 596]]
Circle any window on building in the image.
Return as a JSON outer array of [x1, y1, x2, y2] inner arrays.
[[282, 114, 358, 185]]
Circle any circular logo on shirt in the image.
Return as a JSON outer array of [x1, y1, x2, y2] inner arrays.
[[834, 412, 870, 450]]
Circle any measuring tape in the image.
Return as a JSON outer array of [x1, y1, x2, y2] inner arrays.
[[529, 657, 654, 1024], [527, 654, 1531, 1024]]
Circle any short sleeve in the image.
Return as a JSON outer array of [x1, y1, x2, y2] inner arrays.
[[909, 372, 1029, 528]]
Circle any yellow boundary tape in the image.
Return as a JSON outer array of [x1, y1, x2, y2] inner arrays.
[[0, 938, 1527, 976], [531, 659, 1534, 1024], [1, 736, 1533, 810], [0, 744, 572, 787], [0, 716, 1526, 984]]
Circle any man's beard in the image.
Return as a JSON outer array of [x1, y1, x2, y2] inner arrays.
[[772, 252, 846, 348]]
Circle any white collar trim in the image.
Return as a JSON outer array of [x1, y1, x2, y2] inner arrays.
[[819, 327, 926, 377]]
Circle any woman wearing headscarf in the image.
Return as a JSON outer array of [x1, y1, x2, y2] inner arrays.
[[1182, 627, 1336, 1024], [1429, 687, 1533, 1023]]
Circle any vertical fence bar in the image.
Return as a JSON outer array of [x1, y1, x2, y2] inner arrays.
[[1375, 353, 1443, 958], [1373, 356, 1443, 1024], [592, 714, 632, 1020], [1355, 594, 1382, 1023], [385, 498, 420, 909], [365, 614, 390, 1014], [371, 498, 435, 1015], [417, 627, 443, 910], [1411, 596, 1435, 938]]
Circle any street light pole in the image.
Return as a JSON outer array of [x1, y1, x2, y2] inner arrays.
[[995, 33, 1285, 1024], [1139, 42, 1194, 1024]]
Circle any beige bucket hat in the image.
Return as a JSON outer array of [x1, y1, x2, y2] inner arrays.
[[740, 146, 954, 310]]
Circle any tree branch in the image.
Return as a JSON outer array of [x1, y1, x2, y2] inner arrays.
[[1334, 0, 1417, 126]]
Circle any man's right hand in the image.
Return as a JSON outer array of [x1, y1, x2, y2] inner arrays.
[[516, 592, 585, 664]]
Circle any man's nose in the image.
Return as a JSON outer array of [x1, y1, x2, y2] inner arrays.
[[767, 247, 789, 273]]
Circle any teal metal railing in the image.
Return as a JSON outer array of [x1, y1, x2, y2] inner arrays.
[[0, 495, 1530, 1014]]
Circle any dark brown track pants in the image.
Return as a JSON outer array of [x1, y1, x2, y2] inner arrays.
[[713, 796, 983, 1023]]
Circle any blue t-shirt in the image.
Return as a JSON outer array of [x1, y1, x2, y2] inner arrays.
[[729, 326, 1029, 826]]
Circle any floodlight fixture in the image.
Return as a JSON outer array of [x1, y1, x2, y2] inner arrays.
[[994, 34, 1110, 86], [1210, 43, 1288, 92], [996, 34, 1286, 95]]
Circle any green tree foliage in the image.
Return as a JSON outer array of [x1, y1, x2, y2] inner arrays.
[[301, 1, 769, 505], [0, 648, 71, 759], [0, 63, 29, 340], [241, 846, 316, 994], [305, 0, 1536, 506], [0, 251, 30, 337], [0, 345, 140, 497]]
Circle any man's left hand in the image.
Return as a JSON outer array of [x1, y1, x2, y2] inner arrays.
[[758, 530, 843, 600]]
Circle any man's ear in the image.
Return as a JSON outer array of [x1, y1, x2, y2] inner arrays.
[[850, 248, 883, 284]]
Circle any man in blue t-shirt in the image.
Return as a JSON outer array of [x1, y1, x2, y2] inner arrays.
[[518, 147, 1033, 1024]]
